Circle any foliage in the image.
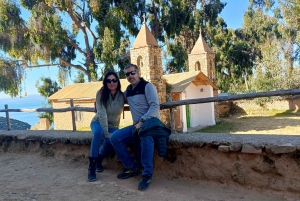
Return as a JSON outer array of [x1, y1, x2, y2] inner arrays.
[[0, 56, 24, 97], [252, 39, 300, 92], [73, 71, 85, 83], [35, 77, 61, 124], [1, 0, 300, 97], [0, 0, 141, 97]]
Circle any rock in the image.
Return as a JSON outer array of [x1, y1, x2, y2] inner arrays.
[[241, 144, 262, 154], [230, 143, 242, 151], [218, 145, 230, 152], [268, 143, 296, 154]]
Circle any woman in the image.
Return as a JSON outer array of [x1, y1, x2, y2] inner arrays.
[[88, 71, 125, 182]]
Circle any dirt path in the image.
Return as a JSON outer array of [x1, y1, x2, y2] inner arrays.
[[0, 153, 299, 201]]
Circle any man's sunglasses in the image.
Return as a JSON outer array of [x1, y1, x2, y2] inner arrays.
[[125, 70, 137, 77], [106, 79, 118, 84]]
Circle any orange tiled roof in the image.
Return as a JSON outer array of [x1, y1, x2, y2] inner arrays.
[[190, 33, 212, 54], [132, 23, 159, 48]]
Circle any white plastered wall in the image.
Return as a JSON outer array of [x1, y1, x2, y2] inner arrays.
[[180, 83, 215, 132]]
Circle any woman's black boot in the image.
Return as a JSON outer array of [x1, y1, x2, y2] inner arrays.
[[88, 157, 97, 182], [96, 154, 104, 172]]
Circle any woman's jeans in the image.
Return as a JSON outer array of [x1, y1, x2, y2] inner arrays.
[[110, 125, 154, 175], [90, 121, 118, 158]]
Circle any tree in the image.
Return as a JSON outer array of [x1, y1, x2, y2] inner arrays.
[[279, 0, 300, 75], [35, 77, 61, 124], [0, 0, 142, 97], [73, 71, 85, 83], [245, 0, 300, 92], [252, 39, 300, 92], [147, 0, 228, 76], [0, 56, 24, 96]]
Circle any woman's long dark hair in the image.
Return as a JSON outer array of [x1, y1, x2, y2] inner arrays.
[[100, 71, 122, 109]]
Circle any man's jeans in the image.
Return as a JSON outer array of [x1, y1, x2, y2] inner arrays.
[[110, 125, 154, 175], [90, 121, 118, 158]]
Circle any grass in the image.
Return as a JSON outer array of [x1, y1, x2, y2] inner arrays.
[[197, 122, 234, 133], [77, 126, 91, 131]]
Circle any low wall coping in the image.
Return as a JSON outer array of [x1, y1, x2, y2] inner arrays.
[[1, 130, 300, 154]]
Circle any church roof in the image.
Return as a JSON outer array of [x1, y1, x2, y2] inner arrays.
[[132, 23, 159, 48], [190, 32, 212, 54], [163, 71, 218, 92]]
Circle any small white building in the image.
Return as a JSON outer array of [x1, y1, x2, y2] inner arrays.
[[164, 71, 218, 132]]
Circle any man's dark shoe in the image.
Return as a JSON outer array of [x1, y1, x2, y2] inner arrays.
[[117, 167, 140, 179], [138, 174, 152, 190]]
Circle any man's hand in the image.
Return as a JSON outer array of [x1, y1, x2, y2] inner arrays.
[[135, 121, 143, 131]]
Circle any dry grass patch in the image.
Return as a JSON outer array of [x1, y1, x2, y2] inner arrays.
[[198, 109, 300, 135]]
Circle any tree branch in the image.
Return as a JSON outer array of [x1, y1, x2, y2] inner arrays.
[[84, 23, 98, 41], [64, 36, 87, 57], [67, 1, 92, 57], [59, 58, 88, 75], [22, 63, 60, 68]]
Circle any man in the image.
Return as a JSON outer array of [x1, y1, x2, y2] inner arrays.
[[110, 63, 160, 190]]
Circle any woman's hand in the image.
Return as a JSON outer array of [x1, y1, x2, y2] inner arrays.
[[105, 133, 112, 138]]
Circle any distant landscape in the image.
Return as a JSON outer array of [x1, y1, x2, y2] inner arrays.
[[0, 94, 49, 126], [0, 94, 46, 104]]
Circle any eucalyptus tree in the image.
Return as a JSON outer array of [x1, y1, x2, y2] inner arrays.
[[146, 0, 228, 75], [0, 0, 143, 97], [246, 0, 300, 91], [278, 0, 300, 74]]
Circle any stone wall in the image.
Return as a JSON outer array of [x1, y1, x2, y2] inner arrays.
[[233, 97, 300, 113], [1, 130, 300, 193], [188, 53, 216, 80], [218, 97, 300, 116]]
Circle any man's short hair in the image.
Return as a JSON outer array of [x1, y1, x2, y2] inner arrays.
[[124, 64, 138, 71]]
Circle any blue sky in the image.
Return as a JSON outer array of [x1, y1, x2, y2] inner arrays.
[[0, 0, 249, 99]]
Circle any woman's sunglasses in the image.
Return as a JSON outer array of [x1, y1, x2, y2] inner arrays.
[[106, 79, 118, 84], [125, 70, 137, 77]]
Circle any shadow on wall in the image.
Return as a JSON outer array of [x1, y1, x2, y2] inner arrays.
[[288, 95, 300, 111]]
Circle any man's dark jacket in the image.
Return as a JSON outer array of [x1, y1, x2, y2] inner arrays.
[[133, 117, 171, 157]]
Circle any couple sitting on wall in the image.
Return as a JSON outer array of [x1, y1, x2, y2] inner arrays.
[[88, 64, 171, 191]]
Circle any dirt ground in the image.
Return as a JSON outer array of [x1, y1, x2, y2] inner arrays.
[[0, 152, 299, 201]]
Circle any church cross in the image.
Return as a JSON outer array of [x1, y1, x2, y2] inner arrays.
[[142, 13, 146, 24]]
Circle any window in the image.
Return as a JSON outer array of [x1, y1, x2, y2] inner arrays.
[[154, 56, 158, 66], [137, 56, 143, 71], [195, 61, 201, 71]]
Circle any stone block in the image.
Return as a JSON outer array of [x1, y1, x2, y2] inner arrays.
[[218, 145, 230, 152], [230, 143, 242, 151], [268, 143, 296, 154], [241, 144, 262, 154]]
